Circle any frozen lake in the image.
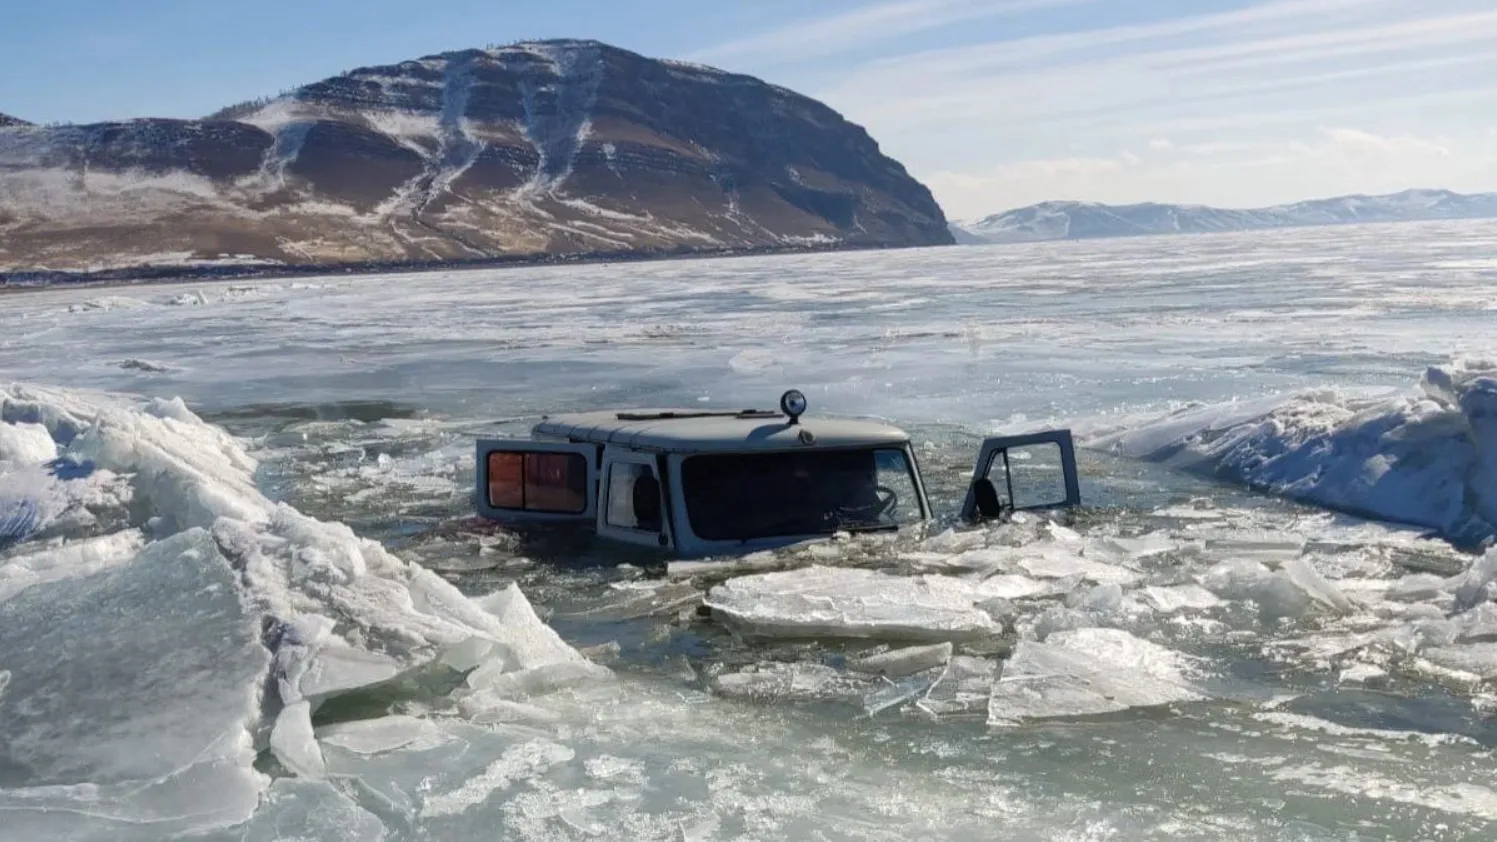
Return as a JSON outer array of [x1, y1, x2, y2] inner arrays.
[[4, 218, 1497, 840]]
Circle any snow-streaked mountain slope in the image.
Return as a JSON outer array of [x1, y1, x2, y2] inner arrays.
[[952, 189, 1497, 244], [0, 40, 951, 273]]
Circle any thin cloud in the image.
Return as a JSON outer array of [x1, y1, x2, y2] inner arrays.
[[690, 0, 1497, 212], [1318, 127, 1452, 157], [850, 0, 1396, 77], [685, 0, 1089, 66], [1127, 84, 1497, 138], [1142, 7, 1497, 74], [817, 3, 1497, 140]]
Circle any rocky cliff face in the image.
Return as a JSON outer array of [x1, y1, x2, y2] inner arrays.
[[0, 40, 951, 273]]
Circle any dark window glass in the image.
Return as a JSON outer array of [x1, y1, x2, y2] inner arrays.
[[681, 448, 918, 541]]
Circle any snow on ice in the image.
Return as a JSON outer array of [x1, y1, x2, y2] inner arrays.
[[1090, 360, 1497, 547]]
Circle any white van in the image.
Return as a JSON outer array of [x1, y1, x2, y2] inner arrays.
[[474, 390, 1081, 558]]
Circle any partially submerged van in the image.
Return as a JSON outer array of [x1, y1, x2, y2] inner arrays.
[[474, 390, 1081, 558]]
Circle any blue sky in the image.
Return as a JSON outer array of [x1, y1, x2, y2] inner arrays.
[[4, 0, 1495, 217]]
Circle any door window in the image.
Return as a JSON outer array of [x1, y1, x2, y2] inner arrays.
[[604, 461, 663, 532], [964, 430, 1080, 521]]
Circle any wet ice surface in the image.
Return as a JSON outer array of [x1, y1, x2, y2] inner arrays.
[[4, 220, 1497, 840]]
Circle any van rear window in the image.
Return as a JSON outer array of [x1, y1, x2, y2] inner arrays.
[[487, 451, 588, 513]]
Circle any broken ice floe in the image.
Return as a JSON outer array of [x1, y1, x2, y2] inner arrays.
[[0, 383, 609, 835], [987, 628, 1207, 726], [710, 662, 880, 705], [1090, 360, 1497, 547], [117, 358, 172, 373], [704, 565, 1014, 643], [1198, 558, 1355, 622], [1139, 584, 1221, 614], [708, 641, 965, 717], [0, 420, 57, 465], [847, 641, 954, 677], [701, 626, 1213, 727], [689, 505, 1467, 722], [697, 555, 1229, 722], [0, 527, 269, 839]]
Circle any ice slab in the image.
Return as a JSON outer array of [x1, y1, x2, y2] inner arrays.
[[237, 778, 388, 842], [216, 502, 606, 713], [0, 530, 147, 604], [315, 714, 454, 756], [1339, 663, 1389, 684], [1451, 547, 1497, 612], [973, 573, 1060, 600], [1139, 584, 1222, 613], [704, 565, 1007, 643], [0, 379, 605, 823], [270, 701, 327, 779], [1090, 362, 1497, 546], [0, 761, 266, 842], [418, 739, 577, 819], [1281, 558, 1355, 613], [988, 628, 1205, 726], [1418, 643, 1497, 681], [0, 420, 57, 465], [462, 659, 614, 704], [1015, 552, 1139, 586], [916, 656, 1000, 717], [863, 671, 944, 716], [1199, 559, 1351, 621], [710, 662, 879, 705], [0, 528, 267, 832], [1086, 531, 1180, 561], [847, 642, 954, 677], [1386, 573, 1453, 603], [1455, 604, 1497, 644], [0, 460, 135, 552], [0, 527, 266, 785]]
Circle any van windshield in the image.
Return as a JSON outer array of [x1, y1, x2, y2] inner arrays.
[[679, 447, 921, 542]]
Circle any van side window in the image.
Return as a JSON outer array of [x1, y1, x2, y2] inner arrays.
[[605, 462, 662, 532]]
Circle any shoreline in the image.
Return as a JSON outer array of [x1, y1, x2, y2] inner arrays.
[[0, 240, 934, 295]]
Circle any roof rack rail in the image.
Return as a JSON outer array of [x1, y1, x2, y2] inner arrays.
[[614, 409, 781, 421]]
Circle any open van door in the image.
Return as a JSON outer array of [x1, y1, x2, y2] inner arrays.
[[474, 439, 598, 523], [960, 430, 1080, 522]]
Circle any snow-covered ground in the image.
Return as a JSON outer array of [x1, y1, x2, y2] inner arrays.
[[3, 219, 1497, 840]]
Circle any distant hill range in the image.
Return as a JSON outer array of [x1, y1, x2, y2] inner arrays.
[[0, 39, 950, 275], [0, 113, 30, 128], [950, 189, 1497, 244]]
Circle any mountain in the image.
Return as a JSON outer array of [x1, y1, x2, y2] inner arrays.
[[0, 113, 29, 128], [0, 40, 951, 274], [951, 189, 1497, 244]]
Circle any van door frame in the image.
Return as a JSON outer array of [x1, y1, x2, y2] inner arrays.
[[959, 429, 1081, 521], [597, 446, 675, 550]]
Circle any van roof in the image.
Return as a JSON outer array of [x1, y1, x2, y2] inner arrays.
[[532, 409, 911, 453]]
